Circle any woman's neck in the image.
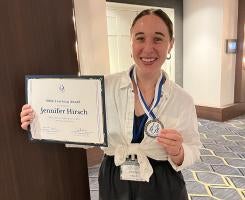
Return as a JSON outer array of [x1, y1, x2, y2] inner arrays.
[[135, 68, 161, 92]]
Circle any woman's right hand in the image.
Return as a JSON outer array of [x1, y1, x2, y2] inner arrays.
[[20, 104, 34, 130]]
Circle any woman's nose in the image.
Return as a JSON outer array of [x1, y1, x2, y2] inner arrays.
[[142, 40, 154, 53]]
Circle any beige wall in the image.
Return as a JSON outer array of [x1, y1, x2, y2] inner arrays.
[[220, 0, 238, 106], [73, 0, 110, 75], [183, 0, 238, 107]]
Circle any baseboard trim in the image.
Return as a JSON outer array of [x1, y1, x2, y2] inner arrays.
[[196, 103, 245, 122]]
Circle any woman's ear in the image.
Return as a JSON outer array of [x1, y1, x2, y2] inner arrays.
[[168, 37, 175, 53], [130, 37, 133, 58]]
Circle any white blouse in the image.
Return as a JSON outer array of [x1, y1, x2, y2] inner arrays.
[[67, 68, 201, 182]]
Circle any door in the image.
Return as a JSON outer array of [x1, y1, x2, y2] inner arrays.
[[106, 2, 176, 81]]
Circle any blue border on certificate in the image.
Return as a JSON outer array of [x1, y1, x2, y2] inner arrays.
[[25, 75, 108, 147]]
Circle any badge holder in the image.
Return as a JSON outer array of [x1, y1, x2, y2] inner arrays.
[[120, 155, 145, 182]]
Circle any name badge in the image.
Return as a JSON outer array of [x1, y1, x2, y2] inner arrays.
[[120, 155, 145, 182]]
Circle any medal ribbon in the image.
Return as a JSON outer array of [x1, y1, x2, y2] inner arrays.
[[133, 67, 165, 120]]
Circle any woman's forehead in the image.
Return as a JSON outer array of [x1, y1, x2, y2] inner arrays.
[[131, 15, 168, 34]]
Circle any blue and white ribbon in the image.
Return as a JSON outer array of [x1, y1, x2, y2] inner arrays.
[[132, 67, 164, 120]]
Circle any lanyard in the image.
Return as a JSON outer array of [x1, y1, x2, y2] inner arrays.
[[132, 67, 164, 120], [131, 67, 165, 142]]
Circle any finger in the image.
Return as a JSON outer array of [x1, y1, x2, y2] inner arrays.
[[21, 115, 33, 123], [165, 133, 182, 142], [157, 137, 179, 146], [22, 104, 31, 111], [158, 132, 181, 141], [20, 108, 33, 118], [159, 129, 178, 135], [158, 130, 179, 138], [158, 142, 181, 156], [158, 131, 183, 142], [21, 122, 30, 130]]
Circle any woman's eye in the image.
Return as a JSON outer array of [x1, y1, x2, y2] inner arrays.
[[154, 37, 163, 42], [136, 37, 144, 41]]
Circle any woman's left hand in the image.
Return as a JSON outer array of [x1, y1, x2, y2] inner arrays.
[[157, 129, 184, 165]]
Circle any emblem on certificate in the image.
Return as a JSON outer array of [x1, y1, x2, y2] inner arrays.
[[144, 119, 164, 138], [25, 75, 107, 147]]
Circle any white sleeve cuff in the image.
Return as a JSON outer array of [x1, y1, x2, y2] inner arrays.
[[168, 143, 200, 171]]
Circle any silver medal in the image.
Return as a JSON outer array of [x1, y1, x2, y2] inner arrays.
[[144, 119, 164, 138]]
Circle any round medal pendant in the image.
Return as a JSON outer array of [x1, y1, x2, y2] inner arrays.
[[144, 119, 164, 138]]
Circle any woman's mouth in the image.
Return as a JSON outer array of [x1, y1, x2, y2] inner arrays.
[[140, 57, 158, 65]]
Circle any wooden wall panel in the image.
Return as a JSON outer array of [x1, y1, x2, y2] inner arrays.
[[0, 0, 90, 199], [235, 0, 245, 103], [196, 103, 245, 122]]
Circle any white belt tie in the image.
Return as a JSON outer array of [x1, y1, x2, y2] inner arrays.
[[113, 144, 153, 182]]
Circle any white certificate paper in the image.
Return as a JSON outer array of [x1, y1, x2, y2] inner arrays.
[[26, 75, 107, 146]]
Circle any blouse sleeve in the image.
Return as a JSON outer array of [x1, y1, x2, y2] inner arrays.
[[168, 97, 202, 171]]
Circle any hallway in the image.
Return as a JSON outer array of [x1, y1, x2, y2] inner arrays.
[[88, 115, 245, 200]]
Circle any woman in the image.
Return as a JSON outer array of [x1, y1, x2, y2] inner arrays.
[[21, 9, 201, 200]]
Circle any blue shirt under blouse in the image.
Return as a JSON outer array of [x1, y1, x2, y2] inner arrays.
[[131, 113, 147, 143]]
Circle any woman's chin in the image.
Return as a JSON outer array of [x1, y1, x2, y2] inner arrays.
[[138, 62, 162, 71]]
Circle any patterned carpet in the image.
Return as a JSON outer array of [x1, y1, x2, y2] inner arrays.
[[88, 115, 245, 200]]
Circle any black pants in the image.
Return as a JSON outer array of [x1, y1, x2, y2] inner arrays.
[[99, 155, 188, 200]]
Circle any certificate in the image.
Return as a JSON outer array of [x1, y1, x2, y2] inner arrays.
[[25, 75, 107, 146]]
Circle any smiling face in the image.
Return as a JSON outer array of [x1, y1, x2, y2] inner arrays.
[[131, 14, 174, 75]]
